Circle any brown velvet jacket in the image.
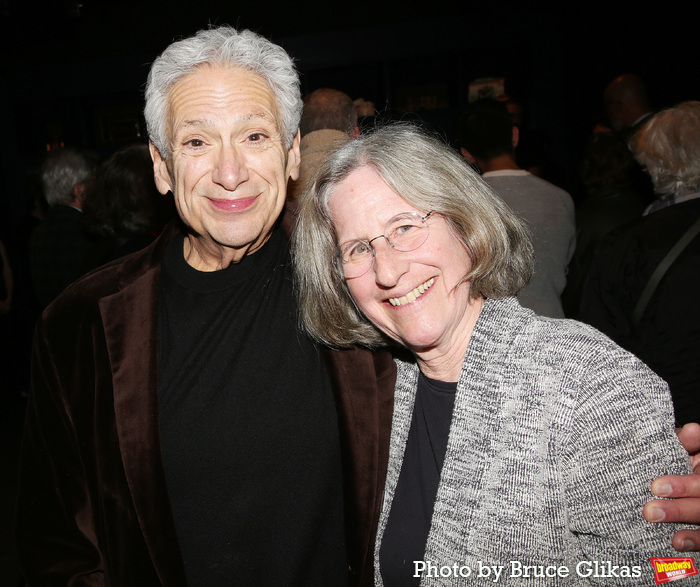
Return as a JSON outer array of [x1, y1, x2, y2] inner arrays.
[[15, 215, 395, 586]]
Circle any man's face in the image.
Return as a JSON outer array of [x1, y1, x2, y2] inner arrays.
[[151, 65, 300, 270], [604, 86, 625, 131]]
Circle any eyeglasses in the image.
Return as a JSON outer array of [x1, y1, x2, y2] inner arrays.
[[337, 211, 436, 279]]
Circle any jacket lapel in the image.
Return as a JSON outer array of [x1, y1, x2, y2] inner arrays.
[[324, 346, 396, 585], [99, 228, 187, 585]]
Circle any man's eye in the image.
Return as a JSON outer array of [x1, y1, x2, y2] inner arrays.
[[185, 139, 204, 147], [247, 132, 268, 143]]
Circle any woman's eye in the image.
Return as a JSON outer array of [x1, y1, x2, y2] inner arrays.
[[352, 242, 371, 257], [394, 223, 417, 236]]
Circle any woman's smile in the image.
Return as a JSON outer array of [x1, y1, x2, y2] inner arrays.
[[387, 277, 435, 307]]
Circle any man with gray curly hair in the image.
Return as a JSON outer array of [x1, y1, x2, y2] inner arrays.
[[631, 101, 700, 215], [16, 25, 393, 586], [581, 101, 700, 428]]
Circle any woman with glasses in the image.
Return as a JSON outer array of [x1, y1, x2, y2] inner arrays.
[[292, 123, 695, 586]]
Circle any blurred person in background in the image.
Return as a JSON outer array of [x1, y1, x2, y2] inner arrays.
[[82, 143, 176, 264], [581, 101, 700, 426], [29, 147, 98, 307], [456, 98, 575, 318], [286, 88, 359, 202]]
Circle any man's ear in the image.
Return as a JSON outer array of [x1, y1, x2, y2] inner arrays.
[[512, 126, 520, 149], [287, 130, 301, 182], [460, 147, 476, 165], [72, 182, 87, 209], [149, 141, 173, 195]]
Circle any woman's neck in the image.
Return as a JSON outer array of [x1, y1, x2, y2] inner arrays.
[[414, 296, 485, 382]]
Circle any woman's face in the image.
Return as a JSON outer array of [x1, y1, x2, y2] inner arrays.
[[328, 165, 475, 356]]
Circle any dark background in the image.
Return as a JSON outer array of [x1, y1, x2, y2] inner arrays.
[[0, 1, 697, 581], [0, 0, 697, 234]]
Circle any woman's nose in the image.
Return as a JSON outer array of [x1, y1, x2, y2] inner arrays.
[[372, 239, 408, 287]]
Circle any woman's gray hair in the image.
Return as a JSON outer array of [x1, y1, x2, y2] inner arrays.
[[144, 26, 302, 158], [292, 122, 534, 348], [630, 100, 700, 196]]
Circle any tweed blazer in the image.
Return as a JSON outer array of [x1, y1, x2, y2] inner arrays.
[[16, 213, 395, 586], [375, 297, 697, 586]]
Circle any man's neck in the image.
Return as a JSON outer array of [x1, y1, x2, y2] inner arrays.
[[183, 232, 273, 272], [477, 153, 520, 174]]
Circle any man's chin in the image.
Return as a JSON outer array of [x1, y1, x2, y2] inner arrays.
[[186, 227, 275, 268]]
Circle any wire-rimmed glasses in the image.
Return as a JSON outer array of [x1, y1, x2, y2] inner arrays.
[[337, 211, 436, 279]]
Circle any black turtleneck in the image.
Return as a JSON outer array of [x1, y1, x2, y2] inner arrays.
[[158, 229, 347, 586]]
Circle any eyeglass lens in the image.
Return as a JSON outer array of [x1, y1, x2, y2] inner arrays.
[[339, 211, 433, 278]]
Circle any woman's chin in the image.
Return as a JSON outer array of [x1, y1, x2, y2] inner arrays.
[[399, 333, 441, 354]]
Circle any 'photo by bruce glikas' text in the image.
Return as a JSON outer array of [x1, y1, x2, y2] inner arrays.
[[413, 560, 643, 582]]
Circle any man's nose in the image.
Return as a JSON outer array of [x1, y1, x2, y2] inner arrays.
[[372, 238, 408, 287], [212, 144, 249, 190]]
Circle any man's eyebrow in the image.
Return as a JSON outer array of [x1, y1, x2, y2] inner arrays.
[[174, 111, 279, 133], [176, 118, 213, 130]]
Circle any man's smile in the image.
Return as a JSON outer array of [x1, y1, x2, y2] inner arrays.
[[205, 194, 259, 212]]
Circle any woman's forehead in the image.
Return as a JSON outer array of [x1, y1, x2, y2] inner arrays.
[[329, 167, 418, 225]]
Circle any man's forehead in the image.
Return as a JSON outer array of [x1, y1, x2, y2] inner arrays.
[[169, 64, 273, 103], [166, 64, 284, 133]]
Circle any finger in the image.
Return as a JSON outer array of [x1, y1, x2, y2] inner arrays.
[[651, 474, 700, 498], [644, 498, 700, 525], [677, 423, 700, 454], [672, 529, 700, 552], [691, 457, 700, 475]]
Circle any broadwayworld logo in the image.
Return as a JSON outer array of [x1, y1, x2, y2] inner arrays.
[[651, 557, 699, 584]]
